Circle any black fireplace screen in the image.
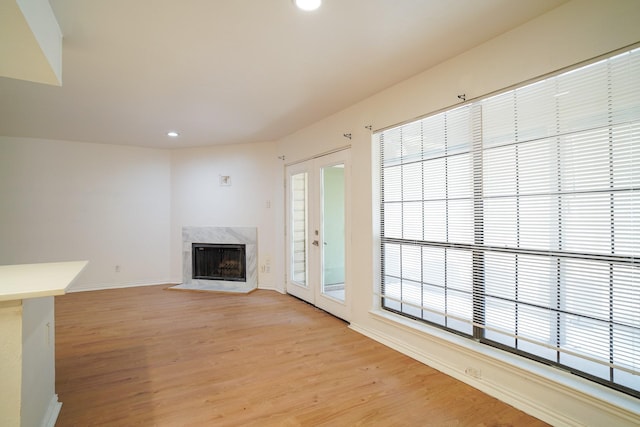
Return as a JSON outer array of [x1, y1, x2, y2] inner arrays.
[[192, 243, 246, 281]]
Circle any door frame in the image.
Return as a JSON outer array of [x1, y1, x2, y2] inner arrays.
[[285, 160, 314, 303], [284, 148, 351, 321]]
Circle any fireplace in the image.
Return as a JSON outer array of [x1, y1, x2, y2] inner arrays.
[[173, 226, 257, 293], [192, 243, 246, 282]]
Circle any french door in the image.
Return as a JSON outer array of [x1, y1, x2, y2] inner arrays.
[[285, 149, 350, 321]]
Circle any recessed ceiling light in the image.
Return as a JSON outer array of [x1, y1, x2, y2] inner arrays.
[[294, 0, 321, 11], [167, 131, 179, 137]]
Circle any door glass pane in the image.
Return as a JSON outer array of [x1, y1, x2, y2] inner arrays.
[[321, 164, 345, 301], [291, 172, 308, 285]]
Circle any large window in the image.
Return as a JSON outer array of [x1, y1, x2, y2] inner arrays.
[[377, 47, 639, 396]]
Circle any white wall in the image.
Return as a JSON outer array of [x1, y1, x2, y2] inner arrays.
[[21, 296, 57, 427], [0, 137, 171, 291], [275, 0, 640, 425], [0, 300, 22, 427], [0, 137, 282, 291], [169, 141, 282, 289]]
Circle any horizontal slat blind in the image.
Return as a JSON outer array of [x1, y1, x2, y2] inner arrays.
[[377, 47, 639, 396], [291, 172, 308, 285]]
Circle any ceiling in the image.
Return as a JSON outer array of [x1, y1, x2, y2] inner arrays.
[[0, 0, 567, 149]]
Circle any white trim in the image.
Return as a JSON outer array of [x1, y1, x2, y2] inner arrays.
[[350, 309, 640, 427], [70, 282, 288, 294], [40, 394, 62, 427], [257, 285, 285, 294], [284, 145, 351, 167], [68, 280, 173, 293]]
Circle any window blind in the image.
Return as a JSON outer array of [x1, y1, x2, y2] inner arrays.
[[291, 172, 308, 284], [377, 47, 639, 396]]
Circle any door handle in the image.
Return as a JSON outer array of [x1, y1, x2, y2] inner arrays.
[[312, 240, 319, 246]]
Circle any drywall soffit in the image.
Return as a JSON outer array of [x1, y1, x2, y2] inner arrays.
[[0, 0, 62, 86]]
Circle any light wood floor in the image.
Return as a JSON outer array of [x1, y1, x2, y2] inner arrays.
[[54, 285, 548, 426]]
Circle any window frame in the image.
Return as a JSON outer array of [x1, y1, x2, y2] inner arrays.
[[375, 45, 640, 398]]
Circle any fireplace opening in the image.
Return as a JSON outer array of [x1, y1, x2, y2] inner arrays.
[[192, 243, 246, 282]]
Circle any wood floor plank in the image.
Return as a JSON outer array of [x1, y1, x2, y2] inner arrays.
[[54, 285, 548, 426]]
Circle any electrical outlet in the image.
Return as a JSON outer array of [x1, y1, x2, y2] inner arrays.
[[115, 265, 121, 273], [464, 367, 482, 379]]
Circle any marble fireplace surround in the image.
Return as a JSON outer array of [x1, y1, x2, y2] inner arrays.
[[171, 226, 257, 293]]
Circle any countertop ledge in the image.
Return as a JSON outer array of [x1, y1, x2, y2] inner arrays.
[[0, 261, 89, 302]]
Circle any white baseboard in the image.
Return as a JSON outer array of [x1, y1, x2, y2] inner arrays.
[[41, 394, 62, 427], [350, 314, 640, 427], [69, 281, 286, 294], [68, 281, 174, 292], [257, 285, 285, 294]]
